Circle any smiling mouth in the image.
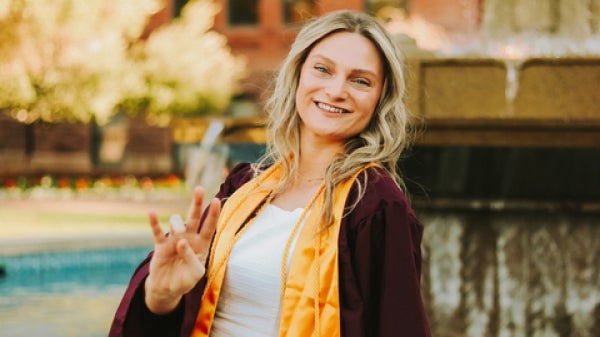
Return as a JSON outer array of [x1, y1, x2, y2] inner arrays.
[[316, 102, 349, 114]]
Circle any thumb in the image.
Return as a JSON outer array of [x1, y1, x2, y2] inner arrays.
[[176, 239, 205, 276]]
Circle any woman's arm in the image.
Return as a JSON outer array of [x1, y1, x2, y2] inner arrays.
[[108, 163, 254, 337]]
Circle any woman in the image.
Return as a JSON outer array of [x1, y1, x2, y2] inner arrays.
[[109, 10, 431, 337]]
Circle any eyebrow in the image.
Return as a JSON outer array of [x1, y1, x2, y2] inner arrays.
[[310, 54, 380, 79]]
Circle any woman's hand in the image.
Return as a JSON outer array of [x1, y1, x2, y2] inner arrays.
[[144, 186, 220, 314]]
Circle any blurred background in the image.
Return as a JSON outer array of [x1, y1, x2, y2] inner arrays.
[[1, 0, 599, 336]]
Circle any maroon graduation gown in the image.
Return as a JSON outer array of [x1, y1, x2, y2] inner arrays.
[[108, 163, 431, 337]]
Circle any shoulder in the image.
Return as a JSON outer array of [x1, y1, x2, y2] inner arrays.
[[349, 166, 416, 220], [341, 165, 424, 257], [215, 162, 255, 199], [344, 167, 421, 234], [227, 162, 255, 185]]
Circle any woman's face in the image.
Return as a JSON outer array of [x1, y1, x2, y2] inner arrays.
[[295, 31, 384, 146]]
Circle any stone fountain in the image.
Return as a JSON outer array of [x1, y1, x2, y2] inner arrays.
[[398, 1, 600, 336]]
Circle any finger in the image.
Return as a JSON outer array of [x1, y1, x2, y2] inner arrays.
[[186, 186, 205, 231], [198, 198, 220, 240], [149, 211, 167, 244], [176, 239, 205, 276]]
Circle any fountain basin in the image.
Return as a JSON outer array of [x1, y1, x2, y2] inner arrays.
[[408, 56, 600, 147], [0, 246, 152, 337]]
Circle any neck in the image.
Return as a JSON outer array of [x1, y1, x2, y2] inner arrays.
[[297, 136, 343, 182]]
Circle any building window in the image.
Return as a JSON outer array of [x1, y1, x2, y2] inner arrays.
[[284, 0, 316, 24], [365, 0, 409, 22], [229, 0, 259, 26]]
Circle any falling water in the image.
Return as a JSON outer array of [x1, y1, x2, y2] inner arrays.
[[185, 119, 227, 198], [421, 210, 600, 337], [503, 60, 521, 116], [498, 44, 526, 117]]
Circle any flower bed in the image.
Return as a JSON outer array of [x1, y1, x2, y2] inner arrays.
[[0, 174, 188, 201]]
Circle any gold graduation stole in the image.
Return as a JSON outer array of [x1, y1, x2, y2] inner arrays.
[[191, 161, 376, 337]]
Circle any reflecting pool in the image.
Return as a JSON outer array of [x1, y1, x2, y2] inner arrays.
[[0, 247, 152, 337]]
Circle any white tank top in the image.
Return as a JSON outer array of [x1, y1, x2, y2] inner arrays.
[[209, 204, 304, 337]]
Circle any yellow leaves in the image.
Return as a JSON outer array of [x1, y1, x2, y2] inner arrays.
[[133, 0, 246, 119], [0, 0, 245, 125], [0, 0, 157, 123], [0, 62, 36, 107]]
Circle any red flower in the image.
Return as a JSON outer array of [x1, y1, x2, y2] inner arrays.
[[141, 177, 153, 190], [58, 177, 70, 189], [166, 174, 181, 187], [75, 178, 88, 190], [3, 178, 17, 189]]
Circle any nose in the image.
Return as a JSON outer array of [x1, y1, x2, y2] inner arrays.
[[324, 76, 348, 100]]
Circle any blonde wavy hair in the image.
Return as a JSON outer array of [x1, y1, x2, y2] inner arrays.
[[255, 10, 414, 225]]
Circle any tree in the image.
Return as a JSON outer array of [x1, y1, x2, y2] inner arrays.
[[126, 0, 246, 126], [0, 0, 245, 126]]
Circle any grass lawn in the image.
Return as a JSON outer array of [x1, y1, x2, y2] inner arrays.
[[0, 199, 189, 239]]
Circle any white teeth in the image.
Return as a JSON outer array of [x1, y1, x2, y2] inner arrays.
[[317, 102, 346, 114]]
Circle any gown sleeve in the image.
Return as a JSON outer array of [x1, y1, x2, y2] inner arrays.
[[108, 163, 254, 337], [338, 167, 431, 337]]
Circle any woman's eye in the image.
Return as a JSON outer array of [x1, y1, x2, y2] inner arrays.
[[314, 65, 328, 73], [353, 78, 371, 86]]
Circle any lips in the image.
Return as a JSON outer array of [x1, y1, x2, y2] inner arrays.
[[316, 102, 349, 114]]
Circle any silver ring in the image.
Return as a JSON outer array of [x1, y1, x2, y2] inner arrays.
[[170, 214, 186, 234]]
